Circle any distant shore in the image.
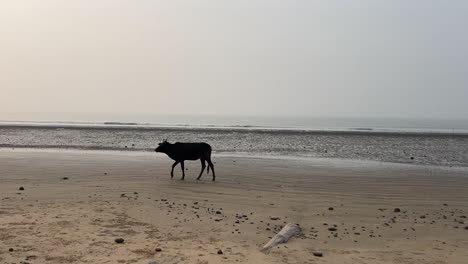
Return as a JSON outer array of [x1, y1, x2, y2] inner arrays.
[[2, 120, 468, 136], [1, 149, 467, 264]]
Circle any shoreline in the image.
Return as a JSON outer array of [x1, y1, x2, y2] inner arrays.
[[1, 147, 468, 172]]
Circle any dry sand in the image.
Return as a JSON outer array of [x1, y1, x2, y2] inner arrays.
[[1, 149, 468, 264]]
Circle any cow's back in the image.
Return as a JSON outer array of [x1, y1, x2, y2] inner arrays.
[[172, 142, 211, 160]]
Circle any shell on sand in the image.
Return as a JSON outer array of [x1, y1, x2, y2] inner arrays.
[[260, 223, 301, 254]]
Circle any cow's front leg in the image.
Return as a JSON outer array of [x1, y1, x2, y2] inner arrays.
[[180, 161, 185, 180], [171, 161, 179, 178]]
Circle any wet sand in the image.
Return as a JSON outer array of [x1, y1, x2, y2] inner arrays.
[[1, 149, 468, 264]]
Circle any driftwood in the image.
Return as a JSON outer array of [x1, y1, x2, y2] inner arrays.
[[260, 223, 301, 254]]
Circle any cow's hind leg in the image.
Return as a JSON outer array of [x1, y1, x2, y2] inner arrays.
[[197, 159, 206, 180], [180, 161, 185, 180], [207, 159, 215, 181], [171, 161, 179, 178]]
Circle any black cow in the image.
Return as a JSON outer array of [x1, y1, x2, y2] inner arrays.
[[155, 140, 216, 181]]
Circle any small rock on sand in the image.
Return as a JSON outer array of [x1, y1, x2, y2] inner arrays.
[[155, 248, 162, 252], [393, 208, 401, 213], [19, 187, 24, 191], [313, 252, 323, 257], [217, 249, 223, 255], [115, 238, 125, 244], [9, 248, 14, 252], [328, 207, 334, 211], [216, 211, 222, 214], [328, 227, 337, 231], [464, 226, 468, 230], [270, 216, 280, 220], [62, 177, 69, 180]]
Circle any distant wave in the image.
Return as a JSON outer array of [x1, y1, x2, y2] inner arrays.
[[103, 122, 138, 125], [1, 120, 468, 136]]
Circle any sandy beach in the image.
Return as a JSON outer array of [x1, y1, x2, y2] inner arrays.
[[1, 149, 468, 264]]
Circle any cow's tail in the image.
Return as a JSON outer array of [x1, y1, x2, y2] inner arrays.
[[206, 145, 212, 174]]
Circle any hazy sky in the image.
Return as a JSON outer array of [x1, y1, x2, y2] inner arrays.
[[1, 1, 467, 120]]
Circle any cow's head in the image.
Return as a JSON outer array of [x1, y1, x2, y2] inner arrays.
[[155, 139, 170, 153]]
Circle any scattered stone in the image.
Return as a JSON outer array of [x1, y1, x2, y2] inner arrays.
[[328, 227, 337, 232], [104, 172, 108, 175], [410, 157, 414, 160], [155, 248, 162, 252], [313, 252, 323, 257], [62, 177, 69, 180], [420, 215, 426, 219], [9, 248, 14, 252], [19, 187, 24, 191], [215, 211, 222, 215], [328, 207, 334, 211], [270, 217, 280, 220], [134, 192, 138, 195], [217, 249, 223, 255], [393, 208, 401, 213], [443, 203, 448, 206], [464, 226, 468, 230], [115, 238, 125, 244]]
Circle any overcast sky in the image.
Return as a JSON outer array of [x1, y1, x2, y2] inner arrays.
[[1, 0, 467, 120]]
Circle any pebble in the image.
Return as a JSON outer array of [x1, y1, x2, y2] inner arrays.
[[19, 187, 24, 191], [328, 227, 337, 231], [217, 249, 223, 255], [115, 238, 125, 244], [9, 248, 14, 252], [270, 217, 280, 220], [393, 208, 401, 213], [313, 252, 323, 257], [155, 248, 162, 252], [328, 207, 334, 211], [62, 177, 69, 180]]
